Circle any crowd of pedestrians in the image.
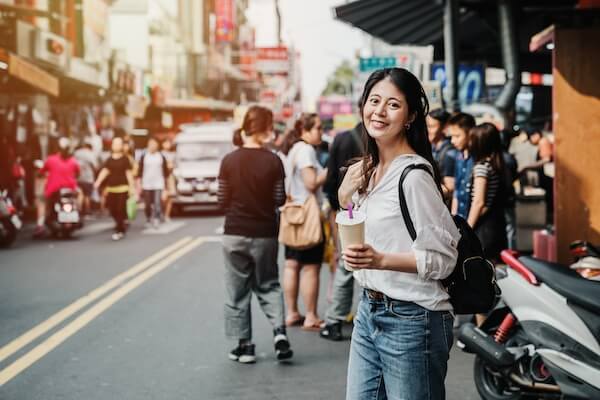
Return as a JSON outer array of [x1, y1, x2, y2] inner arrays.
[[17, 131, 178, 241]]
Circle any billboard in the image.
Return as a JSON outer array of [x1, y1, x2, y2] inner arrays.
[[431, 63, 485, 106], [215, 0, 234, 43]]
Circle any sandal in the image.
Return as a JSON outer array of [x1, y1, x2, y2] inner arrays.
[[302, 319, 324, 332], [285, 315, 305, 327]]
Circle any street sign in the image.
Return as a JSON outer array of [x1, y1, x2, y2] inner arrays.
[[359, 57, 397, 72]]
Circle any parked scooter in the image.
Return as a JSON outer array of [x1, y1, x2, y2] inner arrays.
[[0, 190, 21, 247], [45, 188, 82, 238], [458, 249, 600, 399]]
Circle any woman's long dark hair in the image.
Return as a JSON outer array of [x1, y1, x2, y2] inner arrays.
[[279, 113, 318, 155], [469, 122, 505, 173], [232, 105, 273, 146], [357, 68, 441, 194]]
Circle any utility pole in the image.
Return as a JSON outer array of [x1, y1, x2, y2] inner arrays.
[[274, 0, 282, 46]]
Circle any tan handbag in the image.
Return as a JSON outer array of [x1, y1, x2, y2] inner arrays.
[[278, 194, 323, 249]]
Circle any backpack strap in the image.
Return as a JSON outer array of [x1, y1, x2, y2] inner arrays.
[[161, 154, 169, 178], [398, 164, 434, 241]]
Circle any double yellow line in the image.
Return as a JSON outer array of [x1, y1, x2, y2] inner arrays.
[[0, 236, 204, 386]]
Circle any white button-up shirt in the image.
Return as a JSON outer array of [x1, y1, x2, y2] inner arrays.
[[353, 154, 460, 311]]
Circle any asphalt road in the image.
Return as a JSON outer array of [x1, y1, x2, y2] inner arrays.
[[0, 213, 480, 399]]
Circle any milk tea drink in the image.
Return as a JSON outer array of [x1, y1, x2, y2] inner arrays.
[[335, 209, 366, 271]]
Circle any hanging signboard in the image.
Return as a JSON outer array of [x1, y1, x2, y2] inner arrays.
[[215, 0, 234, 43]]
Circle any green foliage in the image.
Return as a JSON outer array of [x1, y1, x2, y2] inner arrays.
[[321, 60, 355, 96]]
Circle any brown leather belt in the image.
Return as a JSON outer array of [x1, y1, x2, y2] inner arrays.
[[365, 288, 386, 301]]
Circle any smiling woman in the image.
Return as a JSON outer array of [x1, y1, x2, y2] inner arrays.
[[338, 68, 460, 400]]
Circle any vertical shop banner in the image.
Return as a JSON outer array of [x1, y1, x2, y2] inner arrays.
[[215, 0, 234, 43]]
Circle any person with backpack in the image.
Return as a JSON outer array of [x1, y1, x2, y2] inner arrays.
[[427, 108, 457, 201], [319, 123, 364, 341], [218, 105, 293, 363], [138, 137, 169, 228], [337, 68, 460, 400]]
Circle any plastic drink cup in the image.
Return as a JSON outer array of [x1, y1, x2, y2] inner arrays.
[[336, 209, 366, 272]]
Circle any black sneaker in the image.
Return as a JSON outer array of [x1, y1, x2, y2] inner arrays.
[[320, 321, 343, 341], [228, 343, 256, 364], [273, 327, 293, 361]]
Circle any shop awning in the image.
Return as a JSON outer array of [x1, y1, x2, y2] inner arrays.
[[334, 0, 488, 47], [0, 49, 59, 96], [334, 0, 445, 45]]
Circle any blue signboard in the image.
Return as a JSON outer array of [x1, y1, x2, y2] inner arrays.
[[359, 57, 397, 72], [431, 63, 485, 105]]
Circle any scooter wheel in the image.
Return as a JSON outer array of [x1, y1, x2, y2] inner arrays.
[[474, 356, 522, 400]]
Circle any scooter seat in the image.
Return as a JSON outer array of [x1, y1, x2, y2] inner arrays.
[[520, 256, 600, 314]]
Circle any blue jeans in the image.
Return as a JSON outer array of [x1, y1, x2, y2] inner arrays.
[[346, 291, 454, 400]]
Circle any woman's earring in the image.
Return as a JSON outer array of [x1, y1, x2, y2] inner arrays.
[[405, 123, 411, 131]]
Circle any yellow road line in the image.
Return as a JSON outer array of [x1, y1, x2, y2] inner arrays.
[[0, 236, 193, 364], [0, 237, 204, 387]]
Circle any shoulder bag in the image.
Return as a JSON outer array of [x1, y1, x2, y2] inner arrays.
[[278, 145, 323, 249]]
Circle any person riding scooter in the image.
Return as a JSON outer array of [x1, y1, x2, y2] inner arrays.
[[33, 137, 80, 237]]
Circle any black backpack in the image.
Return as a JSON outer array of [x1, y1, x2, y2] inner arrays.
[[398, 164, 501, 314]]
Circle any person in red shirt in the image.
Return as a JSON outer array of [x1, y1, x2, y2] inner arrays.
[[33, 138, 80, 236]]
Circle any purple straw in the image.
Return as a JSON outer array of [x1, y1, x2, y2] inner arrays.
[[347, 202, 354, 219]]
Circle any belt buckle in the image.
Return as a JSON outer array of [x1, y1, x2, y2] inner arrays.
[[366, 289, 384, 301]]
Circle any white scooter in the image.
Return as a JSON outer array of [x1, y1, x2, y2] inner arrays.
[[458, 249, 600, 399]]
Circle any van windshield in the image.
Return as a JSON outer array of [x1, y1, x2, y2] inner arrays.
[[176, 142, 231, 161]]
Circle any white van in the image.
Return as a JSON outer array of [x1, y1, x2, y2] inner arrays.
[[173, 122, 235, 212]]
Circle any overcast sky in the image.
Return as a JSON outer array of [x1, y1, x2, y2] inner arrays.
[[246, 0, 364, 111]]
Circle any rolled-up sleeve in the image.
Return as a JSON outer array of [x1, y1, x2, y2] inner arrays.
[[412, 224, 458, 280], [404, 169, 460, 280]]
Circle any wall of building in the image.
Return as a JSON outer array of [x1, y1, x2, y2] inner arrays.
[[554, 27, 600, 263], [109, 14, 149, 69]]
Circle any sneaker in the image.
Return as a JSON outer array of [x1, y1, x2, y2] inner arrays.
[[111, 232, 124, 241], [152, 219, 160, 229], [144, 221, 152, 229], [320, 321, 343, 341], [273, 327, 293, 361], [228, 343, 256, 364]]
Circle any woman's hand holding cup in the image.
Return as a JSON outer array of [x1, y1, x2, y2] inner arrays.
[[342, 243, 384, 270]]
